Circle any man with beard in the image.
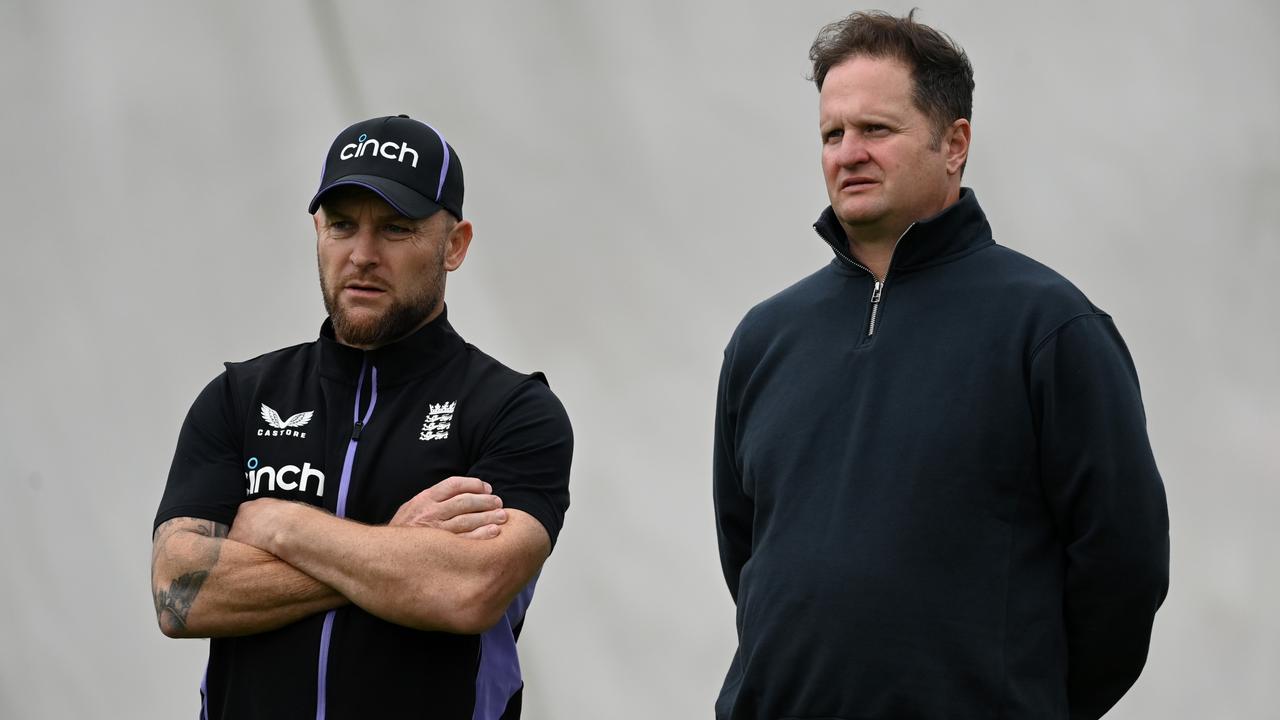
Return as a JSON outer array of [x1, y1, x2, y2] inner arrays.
[[712, 11, 1168, 720], [152, 115, 572, 720]]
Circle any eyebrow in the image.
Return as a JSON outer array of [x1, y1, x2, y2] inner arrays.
[[322, 207, 415, 224], [821, 108, 900, 123]]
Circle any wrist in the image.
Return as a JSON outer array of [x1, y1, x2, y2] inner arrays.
[[269, 502, 310, 557]]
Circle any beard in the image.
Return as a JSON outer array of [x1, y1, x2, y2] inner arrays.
[[320, 261, 445, 349]]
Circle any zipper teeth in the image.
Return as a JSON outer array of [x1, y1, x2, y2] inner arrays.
[[813, 221, 913, 340], [867, 280, 884, 337], [336, 365, 378, 519]]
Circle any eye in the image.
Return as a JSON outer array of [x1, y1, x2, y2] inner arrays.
[[823, 128, 844, 144], [328, 219, 356, 235], [384, 223, 414, 238], [864, 124, 891, 137]]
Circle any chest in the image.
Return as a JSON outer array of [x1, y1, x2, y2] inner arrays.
[[240, 375, 481, 523], [733, 280, 1038, 510]]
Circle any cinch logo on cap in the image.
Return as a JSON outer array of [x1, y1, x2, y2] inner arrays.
[[338, 133, 420, 168]]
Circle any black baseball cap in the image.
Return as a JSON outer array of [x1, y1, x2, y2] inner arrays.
[[308, 114, 464, 219]]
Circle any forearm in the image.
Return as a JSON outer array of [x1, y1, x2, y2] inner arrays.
[[1059, 458, 1169, 716], [1061, 484, 1169, 717], [1065, 549, 1169, 719], [152, 518, 346, 638], [714, 474, 752, 603], [263, 504, 541, 634]]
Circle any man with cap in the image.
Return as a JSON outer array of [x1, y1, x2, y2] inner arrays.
[[151, 115, 572, 720]]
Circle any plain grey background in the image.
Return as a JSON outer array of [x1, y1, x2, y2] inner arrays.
[[2, 0, 1277, 717]]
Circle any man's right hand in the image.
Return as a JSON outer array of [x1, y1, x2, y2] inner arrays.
[[389, 476, 508, 539]]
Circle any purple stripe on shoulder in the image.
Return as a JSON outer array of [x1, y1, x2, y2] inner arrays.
[[472, 576, 539, 720]]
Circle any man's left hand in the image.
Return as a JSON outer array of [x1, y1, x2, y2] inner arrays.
[[390, 476, 507, 539]]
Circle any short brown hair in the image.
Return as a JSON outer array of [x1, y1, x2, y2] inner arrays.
[[810, 9, 974, 145]]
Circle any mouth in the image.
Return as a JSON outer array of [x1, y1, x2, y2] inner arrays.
[[840, 177, 880, 191], [342, 281, 388, 299]]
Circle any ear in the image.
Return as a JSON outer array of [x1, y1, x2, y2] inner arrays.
[[943, 118, 971, 176], [443, 219, 473, 272]]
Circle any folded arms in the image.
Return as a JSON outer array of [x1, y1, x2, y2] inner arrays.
[[151, 476, 548, 638]]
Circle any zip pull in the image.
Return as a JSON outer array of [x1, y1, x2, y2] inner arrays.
[[868, 280, 884, 337], [351, 420, 364, 441]]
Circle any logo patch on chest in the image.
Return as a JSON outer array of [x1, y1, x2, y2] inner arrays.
[[245, 456, 325, 497], [420, 401, 456, 442], [258, 403, 314, 438]]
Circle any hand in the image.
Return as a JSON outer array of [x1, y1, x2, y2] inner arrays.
[[389, 476, 507, 539], [229, 497, 299, 552]]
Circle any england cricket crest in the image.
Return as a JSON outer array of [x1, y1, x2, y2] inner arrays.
[[419, 401, 455, 442]]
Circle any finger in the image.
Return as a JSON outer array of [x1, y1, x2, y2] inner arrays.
[[438, 492, 502, 519], [444, 508, 508, 534], [423, 476, 489, 502], [393, 492, 501, 527], [459, 524, 502, 540]]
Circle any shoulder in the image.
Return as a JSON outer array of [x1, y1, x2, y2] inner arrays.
[[181, 340, 316, 417], [971, 246, 1110, 353], [456, 343, 557, 398], [980, 245, 1098, 315], [185, 340, 319, 427], [221, 339, 318, 386], [454, 344, 571, 430], [967, 244, 1131, 361], [728, 263, 845, 353]]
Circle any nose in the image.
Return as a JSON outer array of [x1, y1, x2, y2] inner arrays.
[[832, 132, 871, 167], [348, 226, 381, 270]]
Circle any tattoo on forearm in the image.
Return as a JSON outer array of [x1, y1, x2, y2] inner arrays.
[[195, 521, 229, 539], [154, 570, 210, 631], [152, 519, 229, 633]]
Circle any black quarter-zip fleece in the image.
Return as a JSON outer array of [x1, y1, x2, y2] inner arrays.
[[714, 189, 1169, 720]]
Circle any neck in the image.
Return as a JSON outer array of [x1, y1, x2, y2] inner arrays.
[[840, 186, 964, 280], [840, 222, 909, 281]]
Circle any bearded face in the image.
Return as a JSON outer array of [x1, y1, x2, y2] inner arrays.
[[314, 188, 456, 349], [319, 253, 445, 348]]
